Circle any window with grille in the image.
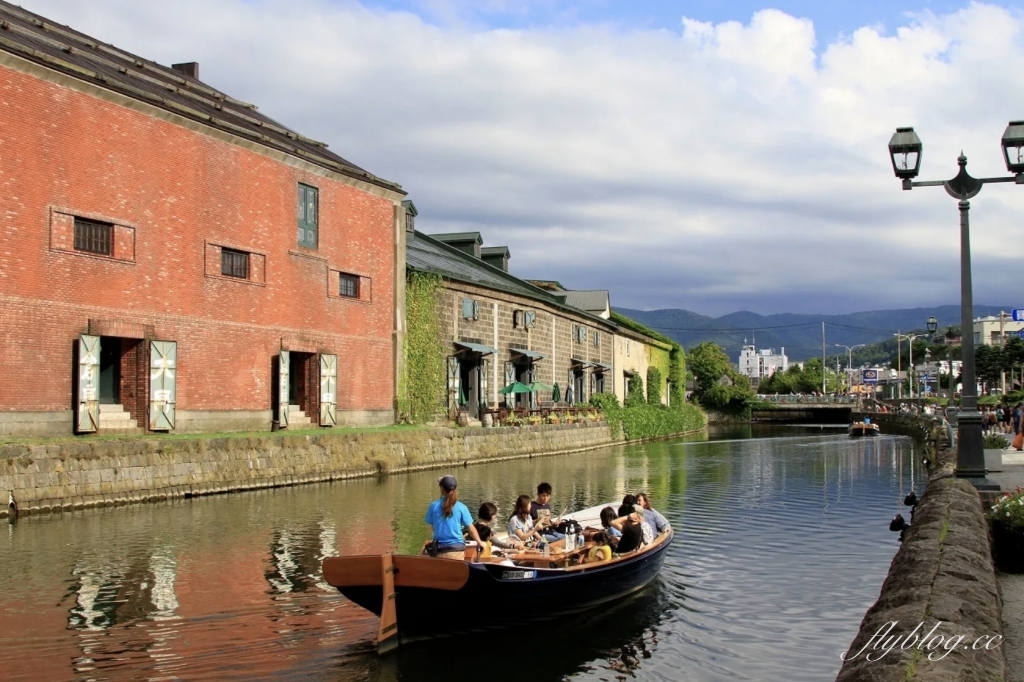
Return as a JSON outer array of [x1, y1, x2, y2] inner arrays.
[[339, 273, 360, 298], [297, 183, 319, 249], [73, 218, 113, 256], [220, 248, 249, 279]]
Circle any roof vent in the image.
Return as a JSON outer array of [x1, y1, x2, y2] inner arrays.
[[171, 62, 199, 79], [480, 246, 510, 272]]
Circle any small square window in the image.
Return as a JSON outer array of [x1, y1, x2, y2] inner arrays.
[[73, 218, 113, 256], [340, 273, 360, 298], [220, 248, 249, 279]]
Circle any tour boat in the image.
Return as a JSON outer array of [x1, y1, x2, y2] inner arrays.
[[322, 502, 672, 650], [848, 421, 881, 437]]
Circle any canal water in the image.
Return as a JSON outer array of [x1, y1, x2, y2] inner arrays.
[[0, 427, 922, 681]]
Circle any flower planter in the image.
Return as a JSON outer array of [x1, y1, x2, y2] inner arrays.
[[992, 521, 1024, 573], [984, 448, 1003, 473]]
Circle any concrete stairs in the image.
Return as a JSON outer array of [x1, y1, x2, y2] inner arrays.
[[286, 404, 312, 428], [99, 404, 143, 435]]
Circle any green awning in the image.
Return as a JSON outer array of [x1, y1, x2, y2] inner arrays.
[[592, 362, 612, 372], [498, 382, 534, 394], [454, 341, 496, 355], [570, 357, 592, 368], [511, 348, 546, 362]]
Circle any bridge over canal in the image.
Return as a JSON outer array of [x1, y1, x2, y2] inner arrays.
[[751, 396, 858, 424]]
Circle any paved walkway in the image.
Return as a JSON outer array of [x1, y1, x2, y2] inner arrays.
[[989, 453, 1024, 681]]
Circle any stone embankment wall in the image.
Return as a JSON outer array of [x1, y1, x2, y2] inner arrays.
[[835, 429, 1007, 680], [851, 411, 936, 440], [0, 423, 623, 517]]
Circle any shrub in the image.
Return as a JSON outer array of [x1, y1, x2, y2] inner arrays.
[[647, 367, 662, 405], [984, 433, 1010, 449], [625, 373, 646, 407]]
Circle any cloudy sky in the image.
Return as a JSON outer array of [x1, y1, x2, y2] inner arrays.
[[19, 0, 1024, 316]]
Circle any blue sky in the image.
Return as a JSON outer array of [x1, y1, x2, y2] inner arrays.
[[19, 0, 1024, 316], [366, 0, 982, 43]]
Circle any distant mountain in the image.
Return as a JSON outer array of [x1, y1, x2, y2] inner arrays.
[[614, 305, 1010, 362]]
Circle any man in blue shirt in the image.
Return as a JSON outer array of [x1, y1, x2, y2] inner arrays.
[[425, 475, 481, 560]]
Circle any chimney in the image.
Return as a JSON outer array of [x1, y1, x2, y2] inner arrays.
[[171, 62, 200, 79]]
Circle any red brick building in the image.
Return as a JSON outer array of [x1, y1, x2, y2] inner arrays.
[[0, 2, 407, 437]]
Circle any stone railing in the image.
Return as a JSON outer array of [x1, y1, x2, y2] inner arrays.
[[835, 440, 1007, 680]]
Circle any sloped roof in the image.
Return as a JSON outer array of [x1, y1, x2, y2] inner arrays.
[[564, 290, 610, 314], [0, 0, 401, 193], [430, 232, 483, 244], [407, 231, 613, 328]]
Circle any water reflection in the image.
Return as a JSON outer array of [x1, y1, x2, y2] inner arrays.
[[0, 428, 918, 681]]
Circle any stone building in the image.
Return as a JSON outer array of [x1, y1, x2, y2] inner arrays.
[[0, 2, 406, 437], [406, 226, 618, 419], [612, 327, 673, 406]]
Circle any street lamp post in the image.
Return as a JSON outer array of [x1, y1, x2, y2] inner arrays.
[[894, 332, 926, 399], [927, 316, 939, 399], [887, 122, 1024, 488], [835, 343, 864, 394]]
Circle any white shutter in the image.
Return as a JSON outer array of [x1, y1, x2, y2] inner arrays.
[[149, 340, 177, 431], [319, 354, 337, 426], [447, 356, 460, 412], [279, 350, 290, 428], [504, 361, 515, 408], [480, 358, 490, 410], [77, 335, 100, 433]]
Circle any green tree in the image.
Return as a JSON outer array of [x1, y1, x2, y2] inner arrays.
[[687, 341, 755, 415], [688, 341, 734, 395], [976, 344, 1005, 389]]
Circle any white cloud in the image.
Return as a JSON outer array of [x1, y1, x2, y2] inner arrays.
[[15, 0, 1024, 314]]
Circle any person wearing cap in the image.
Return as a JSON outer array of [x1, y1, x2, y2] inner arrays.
[[425, 475, 481, 560]]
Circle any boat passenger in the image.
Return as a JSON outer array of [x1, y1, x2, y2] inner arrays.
[[612, 520, 645, 555], [611, 506, 654, 547], [476, 502, 524, 550], [475, 524, 493, 558], [425, 475, 481, 560], [635, 492, 670, 534], [531, 482, 565, 542], [585, 532, 613, 564], [600, 507, 623, 539], [622, 494, 638, 508], [508, 494, 546, 547]]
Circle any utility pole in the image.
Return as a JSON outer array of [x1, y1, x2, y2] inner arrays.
[[896, 330, 902, 399], [821, 321, 826, 395], [1000, 310, 1008, 394]]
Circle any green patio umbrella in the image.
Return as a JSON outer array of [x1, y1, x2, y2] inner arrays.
[[551, 382, 561, 403], [528, 381, 553, 393], [498, 381, 533, 395]]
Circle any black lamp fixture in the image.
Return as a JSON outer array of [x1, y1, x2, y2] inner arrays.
[[888, 127, 923, 188], [1000, 120, 1024, 176]]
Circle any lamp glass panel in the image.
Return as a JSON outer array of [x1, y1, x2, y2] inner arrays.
[[893, 150, 919, 173], [1005, 144, 1024, 168]]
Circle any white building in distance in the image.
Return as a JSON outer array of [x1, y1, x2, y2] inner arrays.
[[738, 343, 789, 380]]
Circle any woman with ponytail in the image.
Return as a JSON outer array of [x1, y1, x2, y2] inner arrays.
[[425, 475, 480, 560]]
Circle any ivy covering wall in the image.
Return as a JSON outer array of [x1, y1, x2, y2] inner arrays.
[[610, 311, 686, 406], [403, 272, 447, 424]]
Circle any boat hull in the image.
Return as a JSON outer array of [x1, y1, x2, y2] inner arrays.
[[848, 423, 880, 438], [334, 530, 672, 640]]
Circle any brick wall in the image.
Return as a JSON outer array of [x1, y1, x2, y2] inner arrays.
[[0, 62, 399, 434]]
